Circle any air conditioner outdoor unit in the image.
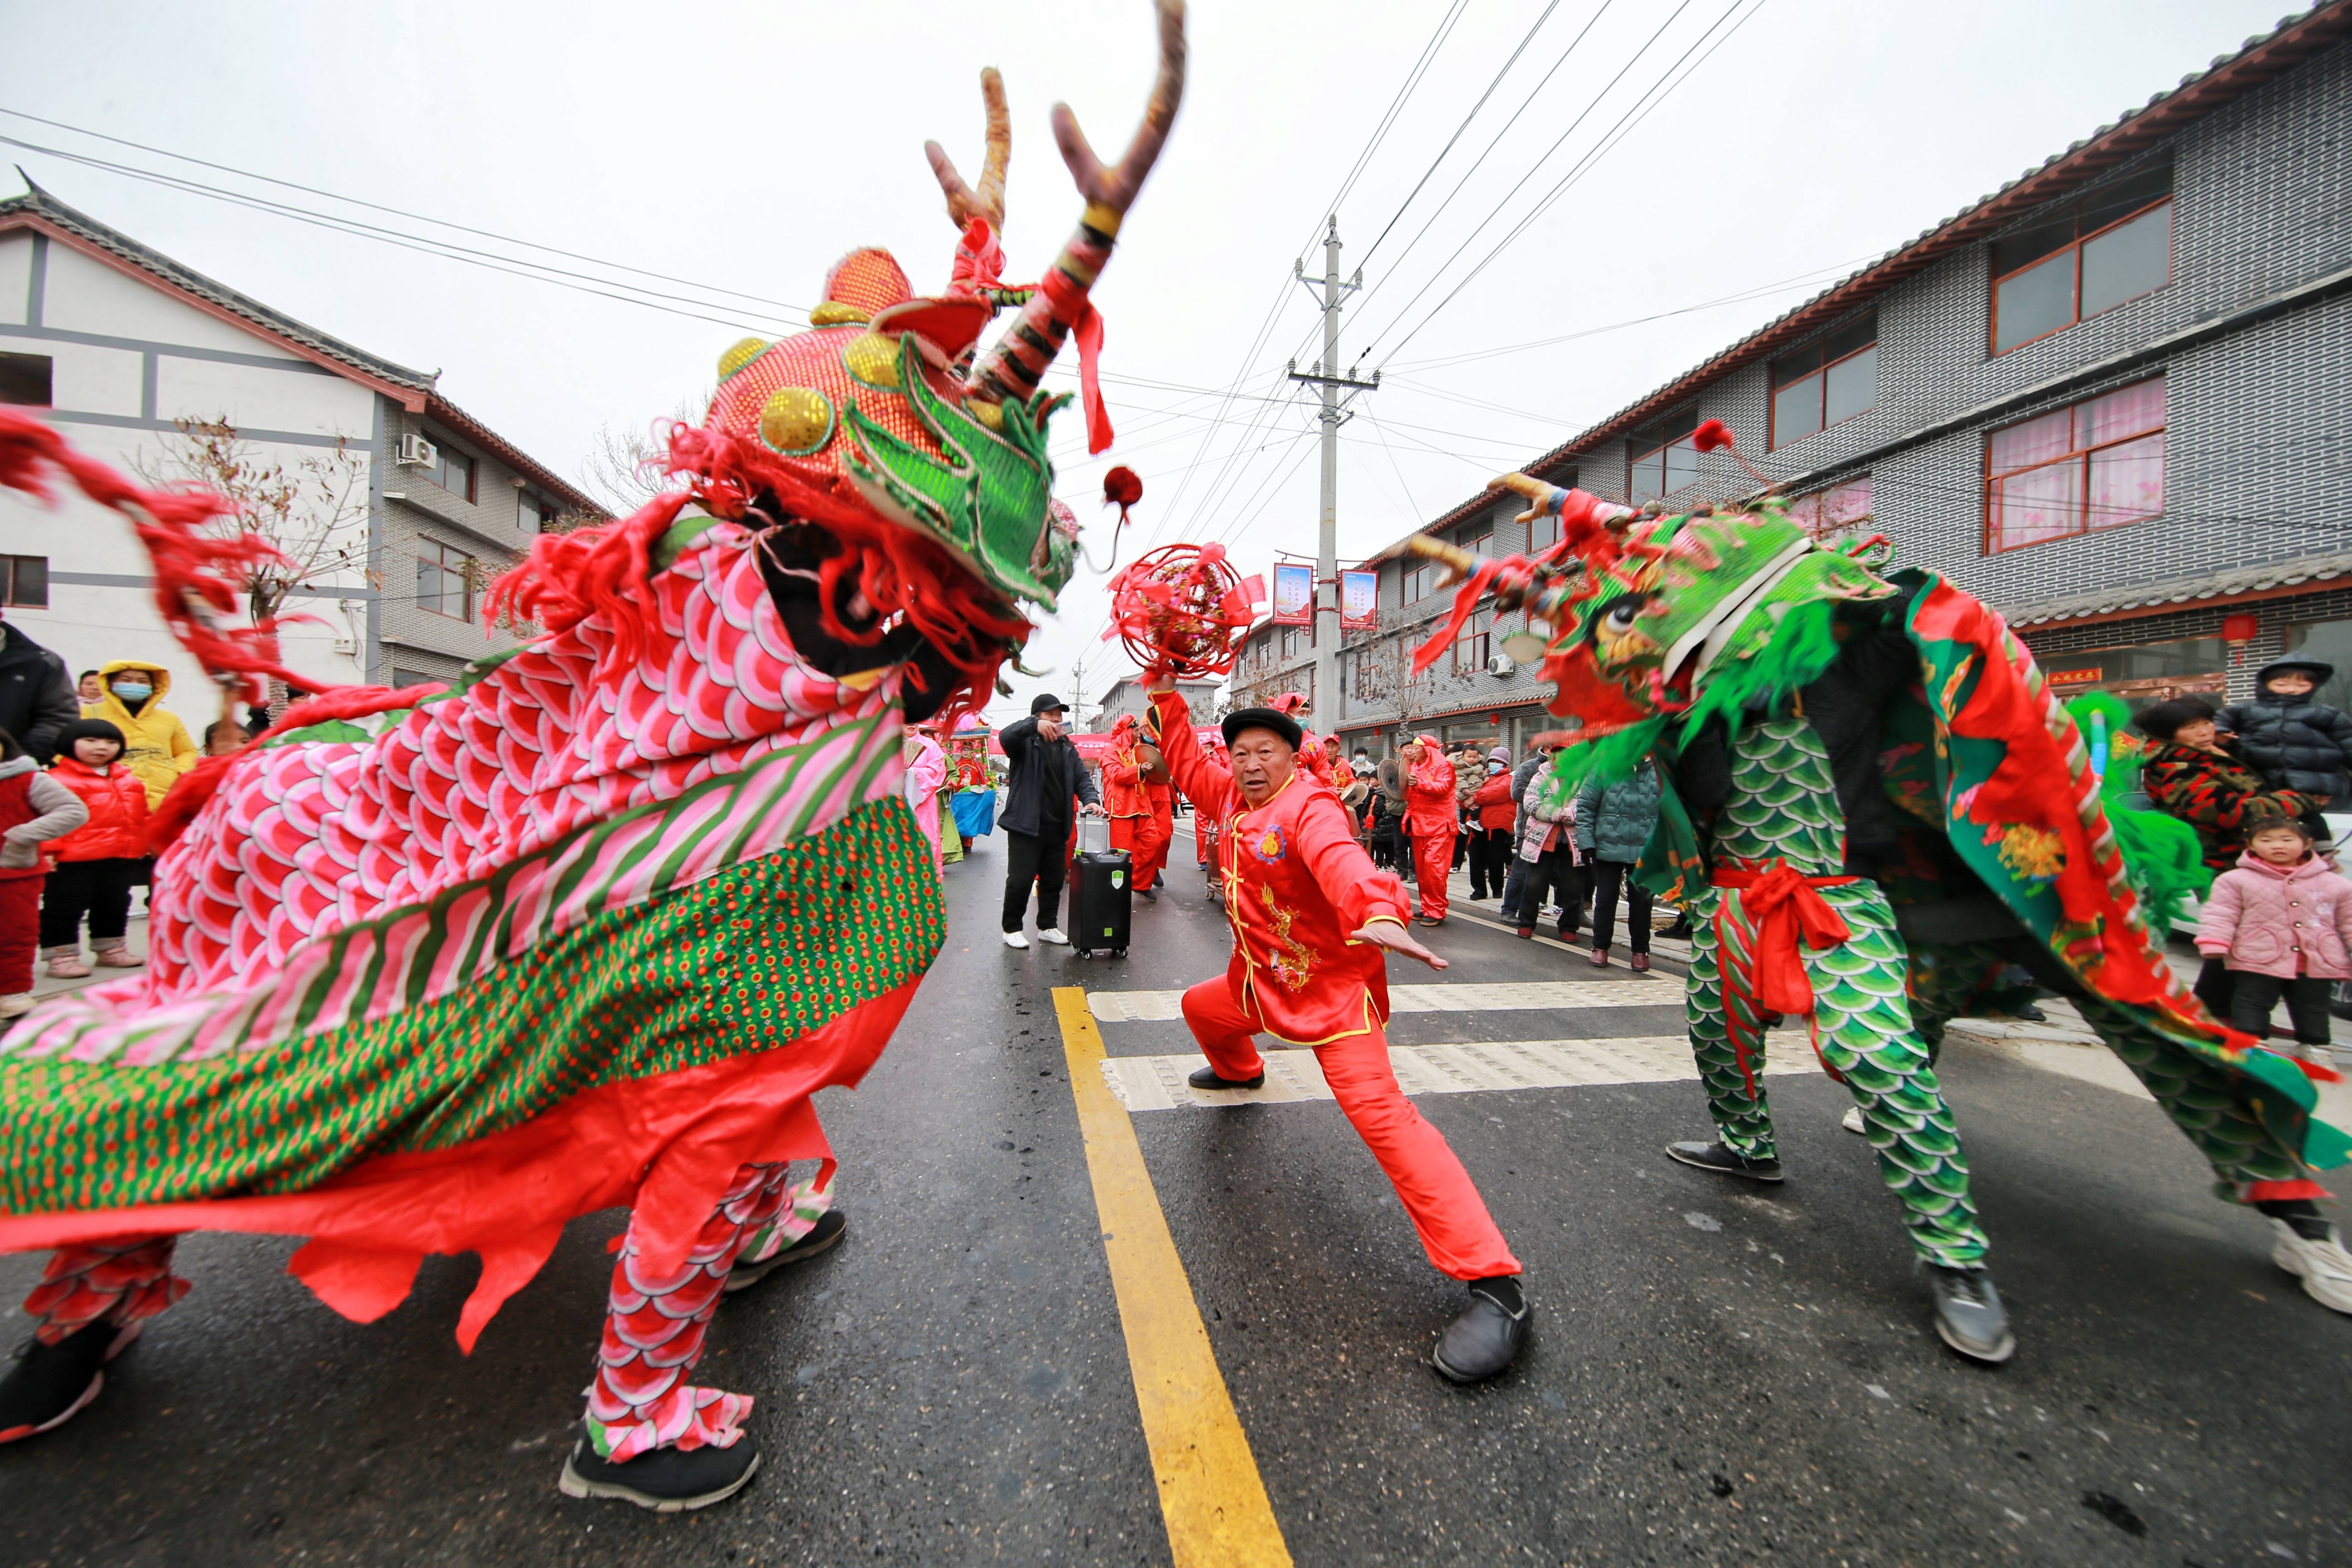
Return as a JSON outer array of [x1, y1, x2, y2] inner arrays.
[[397, 433, 438, 467], [1485, 654, 1517, 677]]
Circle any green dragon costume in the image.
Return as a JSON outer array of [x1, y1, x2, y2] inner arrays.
[[1414, 447, 2352, 1359]]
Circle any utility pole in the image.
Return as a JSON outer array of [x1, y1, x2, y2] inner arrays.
[[1288, 218, 1378, 740]]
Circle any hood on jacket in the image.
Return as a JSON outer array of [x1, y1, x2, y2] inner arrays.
[[94, 659, 174, 712], [2255, 659, 2334, 696]]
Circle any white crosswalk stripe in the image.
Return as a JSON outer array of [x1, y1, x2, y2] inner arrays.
[[1085, 978, 1685, 1024], [1099, 1034, 1823, 1112]]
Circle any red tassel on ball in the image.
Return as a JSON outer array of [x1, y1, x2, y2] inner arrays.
[[1102, 466, 1143, 528]]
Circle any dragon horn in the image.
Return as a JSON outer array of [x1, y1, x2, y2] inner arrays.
[[924, 67, 1011, 231], [964, 0, 1186, 432]]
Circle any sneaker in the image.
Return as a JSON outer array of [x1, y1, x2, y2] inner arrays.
[[44, 953, 90, 980], [558, 1436, 761, 1512], [0, 994, 32, 1020], [1431, 1276, 1530, 1383], [1926, 1265, 2015, 1364], [726, 1210, 847, 1294], [1629, 953, 1650, 973], [1037, 927, 1071, 947], [1186, 1063, 1267, 1091], [2271, 1218, 2352, 1313], [1589, 948, 1609, 968], [1514, 926, 1534, 940], [1665, 1140, 1784, 1183], [0, 1321, 138, 1445], [93, 946, 142, 969], [1841, 1106, 1867, 1135], [1002, 931, 1030, 950]]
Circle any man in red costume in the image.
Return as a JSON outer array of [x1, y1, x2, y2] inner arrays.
[[1146, 678, 1530, 1381], [1402, 735, 1457, 925], [1100, 714, 1171, 901]]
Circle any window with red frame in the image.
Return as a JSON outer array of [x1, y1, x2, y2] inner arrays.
[[1769, 316, 1876, 449], [1991, 164, 2171, 354], [1450, 607, 1496, 676], [1524, 468, 1576, 553], [1789, 475, 1872, 540], [1627, 405, 1701, 504], [416, 539, 478, 619], [1985, 378, 2165, 553]]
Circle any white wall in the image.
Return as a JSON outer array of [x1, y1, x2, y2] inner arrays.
[[0, 235, 376, 716]]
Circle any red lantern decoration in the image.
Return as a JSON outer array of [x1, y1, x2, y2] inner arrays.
[[1104, 544, 1264, 680], [2221, 612, 2259, 643]]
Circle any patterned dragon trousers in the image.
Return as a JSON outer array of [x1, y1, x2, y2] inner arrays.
[[1684, 716, 1989, 1269]]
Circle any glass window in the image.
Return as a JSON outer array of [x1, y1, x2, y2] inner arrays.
[[416, 539, 476, 620], [1788, 477, 1872, 540], [1769, 317, 1876, 450], [0, 352, 52, 407], [1627, 405, 1701, 504], [0, 555, 47, 608], [1451, 608, 1493, 675], [517, 490, 555, 534], [1986, 377, 2166, 552], [427, 441, 475, 502], [1991, 165, 2172, 353], [2034, 636, 2224, 708]]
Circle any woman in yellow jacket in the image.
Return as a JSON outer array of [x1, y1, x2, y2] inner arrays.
[[82, 661, 197, 809]]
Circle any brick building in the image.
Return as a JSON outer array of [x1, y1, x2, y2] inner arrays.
[[1233, 5, 2352, 758], [0, 184, 600, 705]]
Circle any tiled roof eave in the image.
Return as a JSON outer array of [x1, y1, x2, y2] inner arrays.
[[2001, 553, 2352, 628]]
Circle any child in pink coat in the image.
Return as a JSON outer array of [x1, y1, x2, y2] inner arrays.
[[2194, 814, 2352, 1063]]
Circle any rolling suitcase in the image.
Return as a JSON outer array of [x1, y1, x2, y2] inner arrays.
[[1069, 843, 1133, 958]]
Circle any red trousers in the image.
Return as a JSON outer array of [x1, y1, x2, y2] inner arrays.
[[1409, 823, 1455, 920], [1109, 812, 1170, 892], [0, 874, 38, 996], [1181, 977, 1519, 1281]]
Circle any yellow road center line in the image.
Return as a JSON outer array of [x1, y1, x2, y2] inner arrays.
[[1052, 985, 1292, 1568]]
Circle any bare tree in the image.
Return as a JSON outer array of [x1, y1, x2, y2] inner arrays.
[[132, 416, 372, 715], [577, 389, 710, 514]]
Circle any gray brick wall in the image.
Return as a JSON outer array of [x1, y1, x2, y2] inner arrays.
[[378, 409, 547, 681]]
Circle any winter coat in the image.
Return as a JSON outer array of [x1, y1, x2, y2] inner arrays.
[[2195, 851, 2352, 980], [0, 757, 88, 877], [1518, 774, 1580, 864], [1452, 759, 1484, 815], [0, 623, 77, 763], [1470, 773, 1517, 832], [1403, 751, 1457, 834], [2143, 741, 2309, 872], [84, 660, 197, 810], [2219, 665, 2352, 798], [995, 714, 1099, 838], [1507, 754, 1544, 839], [1575, 762, 1664, 865], [45, 756, 149, 862]]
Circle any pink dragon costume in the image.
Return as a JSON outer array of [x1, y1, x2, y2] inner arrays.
[[0, 2, 1186, 1512]]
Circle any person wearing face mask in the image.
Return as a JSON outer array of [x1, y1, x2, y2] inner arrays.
[[86, 662, 197, 811], [1144, 675, 1530, 1382]]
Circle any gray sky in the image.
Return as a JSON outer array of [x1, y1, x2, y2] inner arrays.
[[0, 0, 2292, 725]]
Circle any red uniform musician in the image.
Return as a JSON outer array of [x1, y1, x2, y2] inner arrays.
[[1402, 734, 1458, 924], [1147, 682, 1529, 1382], [1100, 714, 1172, 896]]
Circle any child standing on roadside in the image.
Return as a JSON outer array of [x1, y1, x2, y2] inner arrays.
[[2195, 813, 2352, 1066], [0, 726, 89, 1018], [40, 719, 152, 978]]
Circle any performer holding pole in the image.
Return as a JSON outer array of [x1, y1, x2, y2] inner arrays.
[[1146, 676, 1531, 1381]]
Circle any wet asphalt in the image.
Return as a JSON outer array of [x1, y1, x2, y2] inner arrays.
[[1, 823, 2348, 1568]]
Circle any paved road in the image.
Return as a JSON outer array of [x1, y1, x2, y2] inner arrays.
[[3, 829, 2348, 1567]]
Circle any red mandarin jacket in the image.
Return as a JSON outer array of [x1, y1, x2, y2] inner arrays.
[[1100, 742, 1149, 818], [1404, 750, 1457, 833], [1151, 691, 1411, 1044]]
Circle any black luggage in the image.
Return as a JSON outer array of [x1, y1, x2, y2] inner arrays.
[[1070, 850, 1133, 957]]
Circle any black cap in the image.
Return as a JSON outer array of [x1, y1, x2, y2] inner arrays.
[[1030, 693, 1067, 716], [1221, 706, 1303, 750]]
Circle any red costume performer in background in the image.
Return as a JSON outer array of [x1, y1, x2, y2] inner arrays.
[[1149, 691, 1521, 1285], [1100, 715, 1171, 893], [1404, 735, 1457, 923], [1142, 775, 1175, 892]]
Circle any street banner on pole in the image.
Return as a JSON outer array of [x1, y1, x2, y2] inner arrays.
[[1269, 561, 1314, 627], [1339, 568, 1378, 632]]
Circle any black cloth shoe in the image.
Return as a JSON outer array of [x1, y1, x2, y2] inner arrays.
[[1665, 1140, 1784, 1183], [725, 1208, 847, 1295], [1926, 1265, 2015, 1364], [0, 1321, 133, 1444], [1431, 1275, 1529, 1383], [1140, 887, 1158, 902], [1187, 1064, 1266, 1091], [2010, 1003, 2048, 1023], [559, 1435, 762, 1511]]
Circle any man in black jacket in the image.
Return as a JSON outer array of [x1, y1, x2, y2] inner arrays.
[[998, 694, 1101, 950], [0, 613, 79, 762]]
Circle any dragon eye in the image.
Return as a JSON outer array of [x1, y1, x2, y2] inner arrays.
[[1603, 600, 1642, 632]]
